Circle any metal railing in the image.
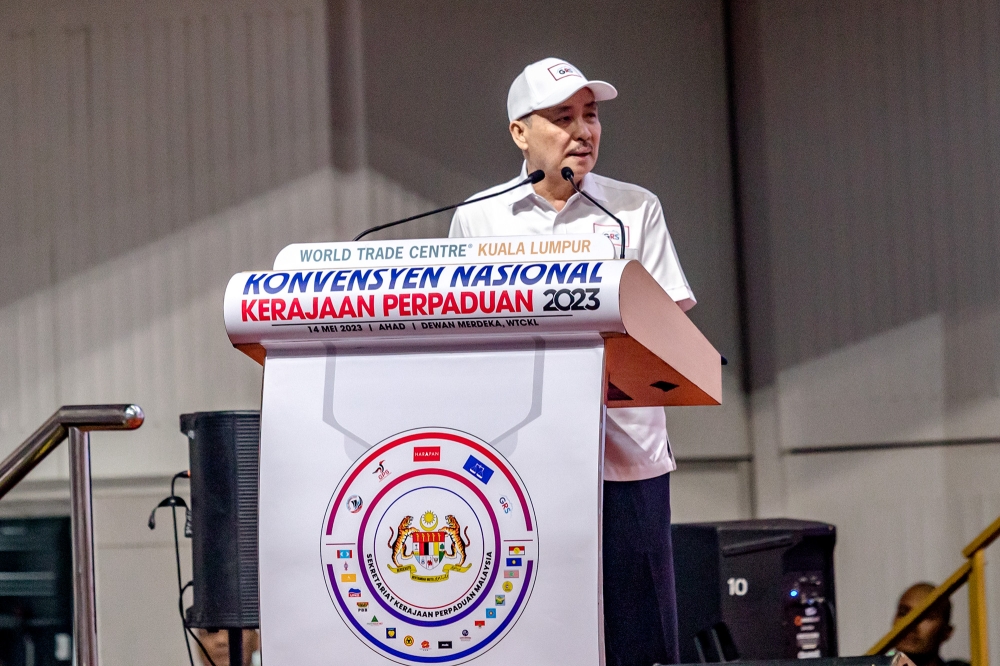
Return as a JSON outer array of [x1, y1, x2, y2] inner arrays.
[[868, 513, 1000, 666], [0, 404, 144, 666]]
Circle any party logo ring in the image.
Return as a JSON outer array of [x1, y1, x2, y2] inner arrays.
[[322, 429, 537, 664]]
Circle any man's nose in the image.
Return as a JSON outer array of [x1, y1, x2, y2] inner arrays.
[[571, 117, 592, 142]]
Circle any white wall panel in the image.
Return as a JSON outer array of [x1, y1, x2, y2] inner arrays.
[[671, 461, 753, 524], [0, 1, 456, 663], [732, 1, 1000, 660], [778, 315, 946, 448], [734, 0, 1000, 406], [785, 445, 1000, 661], [0, 0, 335, 479]]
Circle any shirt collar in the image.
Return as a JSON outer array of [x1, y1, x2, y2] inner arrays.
[[507, 161, 610, 212]]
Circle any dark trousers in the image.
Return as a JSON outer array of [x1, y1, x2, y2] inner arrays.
[[602, 472, 679, 666]]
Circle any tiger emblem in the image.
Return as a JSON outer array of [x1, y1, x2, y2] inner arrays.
[[441, 514, 471, 569], [385, 511, 473, 580], [387, 516, 417, 568]]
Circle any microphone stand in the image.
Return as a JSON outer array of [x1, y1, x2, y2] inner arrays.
[[353, 170, 545, 241], [561, 167, 626, 259]]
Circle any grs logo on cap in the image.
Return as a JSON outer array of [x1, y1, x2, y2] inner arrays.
[[548, 63, 582, 81]]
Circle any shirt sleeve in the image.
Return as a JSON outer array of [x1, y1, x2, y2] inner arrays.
[[448, 209, 468, 238], [639, 195, 696, 311]]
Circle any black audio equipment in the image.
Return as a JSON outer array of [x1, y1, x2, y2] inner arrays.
[[672, 519, 837, 663], [680, 656, 895, 666], [181, 411, 261, 632], [0, 518, 73, 666]]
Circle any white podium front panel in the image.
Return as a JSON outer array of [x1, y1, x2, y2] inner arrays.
[[258, 340, 606, 665], [226, 235, 722, 665]]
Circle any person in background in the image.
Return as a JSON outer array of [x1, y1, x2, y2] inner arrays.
[[891, 583, 968, 666], [196, 629, 260, 666]]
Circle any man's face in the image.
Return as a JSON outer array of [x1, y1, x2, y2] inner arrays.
[[511, 87, 601, 182], [893, 587, 952, 658]]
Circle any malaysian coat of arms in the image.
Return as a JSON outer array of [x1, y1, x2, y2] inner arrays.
[[387, 511, 473, 582]]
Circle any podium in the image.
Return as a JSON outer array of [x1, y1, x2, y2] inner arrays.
[[223, 234, 721, 665]]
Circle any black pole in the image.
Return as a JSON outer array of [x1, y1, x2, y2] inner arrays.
[[228, 629, 242, 666]]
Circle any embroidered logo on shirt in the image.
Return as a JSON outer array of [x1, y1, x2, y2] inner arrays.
[[594, 222, 630, 249]]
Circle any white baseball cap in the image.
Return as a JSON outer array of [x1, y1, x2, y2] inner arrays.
[[507, 57, 618, 122]]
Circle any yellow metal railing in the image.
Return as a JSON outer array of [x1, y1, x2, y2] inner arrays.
[[868, 514, 1000, 666]]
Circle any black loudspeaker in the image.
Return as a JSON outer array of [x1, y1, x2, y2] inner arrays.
[[681, 657, 893, 666], [672, 519, 837, 663], [181, 411, 260, 630]]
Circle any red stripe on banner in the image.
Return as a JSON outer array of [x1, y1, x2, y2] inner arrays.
[[410, 532, 446, 543], [327, 430, 533, 534]]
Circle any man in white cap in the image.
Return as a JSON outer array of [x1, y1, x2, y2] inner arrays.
[[449, 57, 695, 666]]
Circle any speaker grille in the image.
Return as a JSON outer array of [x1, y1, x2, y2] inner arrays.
[[181, 411, 260, 629], [234, 416, 260, 623]]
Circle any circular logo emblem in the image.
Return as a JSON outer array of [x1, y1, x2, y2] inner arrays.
[[322, 429, 538, 664]]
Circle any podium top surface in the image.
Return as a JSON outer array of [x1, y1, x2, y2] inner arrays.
[[224, 236, 722, 407]]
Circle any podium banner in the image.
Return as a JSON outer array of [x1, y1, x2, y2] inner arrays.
[[227, 235, 722, 665], [257, 341, 606, 665], [273, 234, 615, 270], [224, 259, 630, 348]]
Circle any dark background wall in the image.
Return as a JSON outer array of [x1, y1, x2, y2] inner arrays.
[[733, 0, 1000, 393], [729, 0, 1000, 657]]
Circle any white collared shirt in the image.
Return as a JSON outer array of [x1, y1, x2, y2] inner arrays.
[[449, 164, 695, 481]]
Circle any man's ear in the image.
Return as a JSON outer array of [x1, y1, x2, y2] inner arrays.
[[510, 119, 530, 151], [941, 624, 954, 644]]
